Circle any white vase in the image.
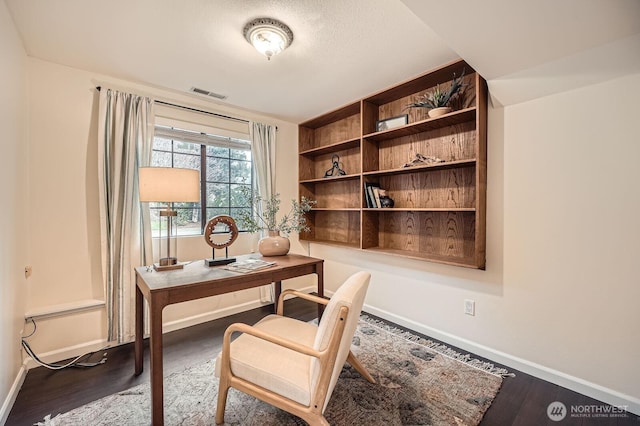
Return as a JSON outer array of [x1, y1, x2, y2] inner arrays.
[[428, 107, 452, 118], [258, 230, 290, 256]]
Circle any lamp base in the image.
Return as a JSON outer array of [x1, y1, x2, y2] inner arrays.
[[153, 258, 184, 272], [205, 257, 236, 267]]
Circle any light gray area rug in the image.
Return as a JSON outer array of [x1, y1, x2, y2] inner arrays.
[[39, 315, 509, 425]]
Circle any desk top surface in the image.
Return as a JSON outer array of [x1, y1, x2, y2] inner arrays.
[[135, 253, 323, 292]]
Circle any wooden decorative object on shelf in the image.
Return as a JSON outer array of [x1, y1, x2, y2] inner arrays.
[[298, 59, 487, 269]]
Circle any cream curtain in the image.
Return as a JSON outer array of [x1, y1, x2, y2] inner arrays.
[[250, 122, 277, 303], [98, 88, 154, 343]]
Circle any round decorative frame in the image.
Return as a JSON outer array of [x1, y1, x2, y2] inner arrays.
[[204, 215, 239, 249]]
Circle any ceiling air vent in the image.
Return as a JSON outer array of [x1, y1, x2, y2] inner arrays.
[[190, 87, 228, 100]]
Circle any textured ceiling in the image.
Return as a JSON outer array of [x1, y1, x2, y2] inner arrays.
[[5, 0, 640, 122], [4, 0, 457, 122]]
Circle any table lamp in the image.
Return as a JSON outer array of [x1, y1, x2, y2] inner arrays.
[[139, 167, 200, 271]]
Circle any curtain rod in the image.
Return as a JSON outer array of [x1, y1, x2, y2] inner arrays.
[[95, 86, 250, 125]]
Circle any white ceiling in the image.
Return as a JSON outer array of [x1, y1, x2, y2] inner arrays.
[[5, 0, 640, 122]]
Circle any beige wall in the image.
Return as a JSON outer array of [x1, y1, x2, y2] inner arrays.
[[0, 1, 29, 421], [311, 73, 640, 411], [22, 58, 309, 363]]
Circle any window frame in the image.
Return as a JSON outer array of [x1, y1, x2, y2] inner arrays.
[[150, 124, 253, 236]]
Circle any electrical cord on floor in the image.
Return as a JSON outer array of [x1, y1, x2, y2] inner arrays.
[[21, 317, 108, 370]]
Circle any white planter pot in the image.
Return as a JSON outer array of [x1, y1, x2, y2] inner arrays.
[[258, 231, 290, 256]]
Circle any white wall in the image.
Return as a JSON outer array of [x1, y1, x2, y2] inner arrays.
[[311, 73, 640, 412], [0, 1, 29, 422], [22, 58, 308, 362]]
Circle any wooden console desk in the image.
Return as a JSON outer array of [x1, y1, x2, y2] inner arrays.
[[134, 254, 324, 425]]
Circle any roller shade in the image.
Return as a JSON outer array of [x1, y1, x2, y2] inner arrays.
[[155, 103, 250, 140], [154, 125, 251, 151]]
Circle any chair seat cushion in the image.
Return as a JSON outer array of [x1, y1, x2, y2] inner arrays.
[[215, 314, 318, 406]]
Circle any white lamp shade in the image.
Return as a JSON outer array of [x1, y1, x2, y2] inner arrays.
[[139, 167, 200, 203]]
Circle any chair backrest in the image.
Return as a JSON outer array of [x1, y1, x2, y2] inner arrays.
[[310, 271, 370, 412]]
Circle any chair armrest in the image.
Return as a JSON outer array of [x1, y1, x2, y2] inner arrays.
[[224, 322, 322, 359], [277, 290, 329, 316]]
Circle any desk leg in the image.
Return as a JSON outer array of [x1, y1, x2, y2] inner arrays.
[[149, 297, 165, 426], [316, 264, 324, 319], [273, 281, 281, 313], [134, 281, 143, 375]]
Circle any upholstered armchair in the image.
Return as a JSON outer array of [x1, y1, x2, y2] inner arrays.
[[215, 271, 374, 425]]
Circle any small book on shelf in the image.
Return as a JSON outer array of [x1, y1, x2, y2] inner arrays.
[[364, 182, 380, 208], [372, 187, 382, 208], [223, 259, 276, 273]]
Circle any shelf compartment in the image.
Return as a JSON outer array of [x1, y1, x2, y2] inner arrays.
[[363, 121, 477, 173], [365, 167, 475, 210], [299, 177, 361, 209], [300, 210, 361, 247], [299, 143, 360, 181], [363, 108, 476, 142], [362, 60, 477, 135], [299, 102, 361, 152], [362, 210, 478, 266]]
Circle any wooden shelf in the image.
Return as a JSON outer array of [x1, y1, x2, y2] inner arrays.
[[363, 159, 476, 176], [363, 247, 477, 268], [363, 108, 476, 142], [298, 238, 360, 250], [363, 207, 476, 212], [298, 59, 487, 269], [299, 137, 360, 157], [311, 207, 361, 212], [300, 174, 360, 184]]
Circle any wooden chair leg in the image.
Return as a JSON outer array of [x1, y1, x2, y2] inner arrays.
[[302, 413, 330, 426], [347, 351, 375, 383], [216, 374, 230, 424]]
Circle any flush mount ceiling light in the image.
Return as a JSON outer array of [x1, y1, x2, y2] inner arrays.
[[243, 17, 293, 60]]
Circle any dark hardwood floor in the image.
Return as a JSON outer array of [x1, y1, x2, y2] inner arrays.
[[7, 298, 638, 425]]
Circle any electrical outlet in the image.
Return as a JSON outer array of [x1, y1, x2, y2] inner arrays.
[[464, 299, 475, 316], [24, 266, 32, 278]]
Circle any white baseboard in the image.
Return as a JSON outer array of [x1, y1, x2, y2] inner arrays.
[[0, 364, 27, 425], [363, 304, 640, 416]]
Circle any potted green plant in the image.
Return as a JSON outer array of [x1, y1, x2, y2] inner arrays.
[[235, 188, 316, 256], [406, 69, 466, 118]]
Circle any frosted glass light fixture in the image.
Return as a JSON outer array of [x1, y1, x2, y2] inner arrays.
[[243, 17, 293, 60], [139, 167, 200, 271]]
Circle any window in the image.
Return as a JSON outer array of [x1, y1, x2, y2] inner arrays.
[[149, 125, 252, 236]]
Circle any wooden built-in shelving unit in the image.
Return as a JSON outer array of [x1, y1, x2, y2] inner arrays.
[[298, 59, 487, 269]]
